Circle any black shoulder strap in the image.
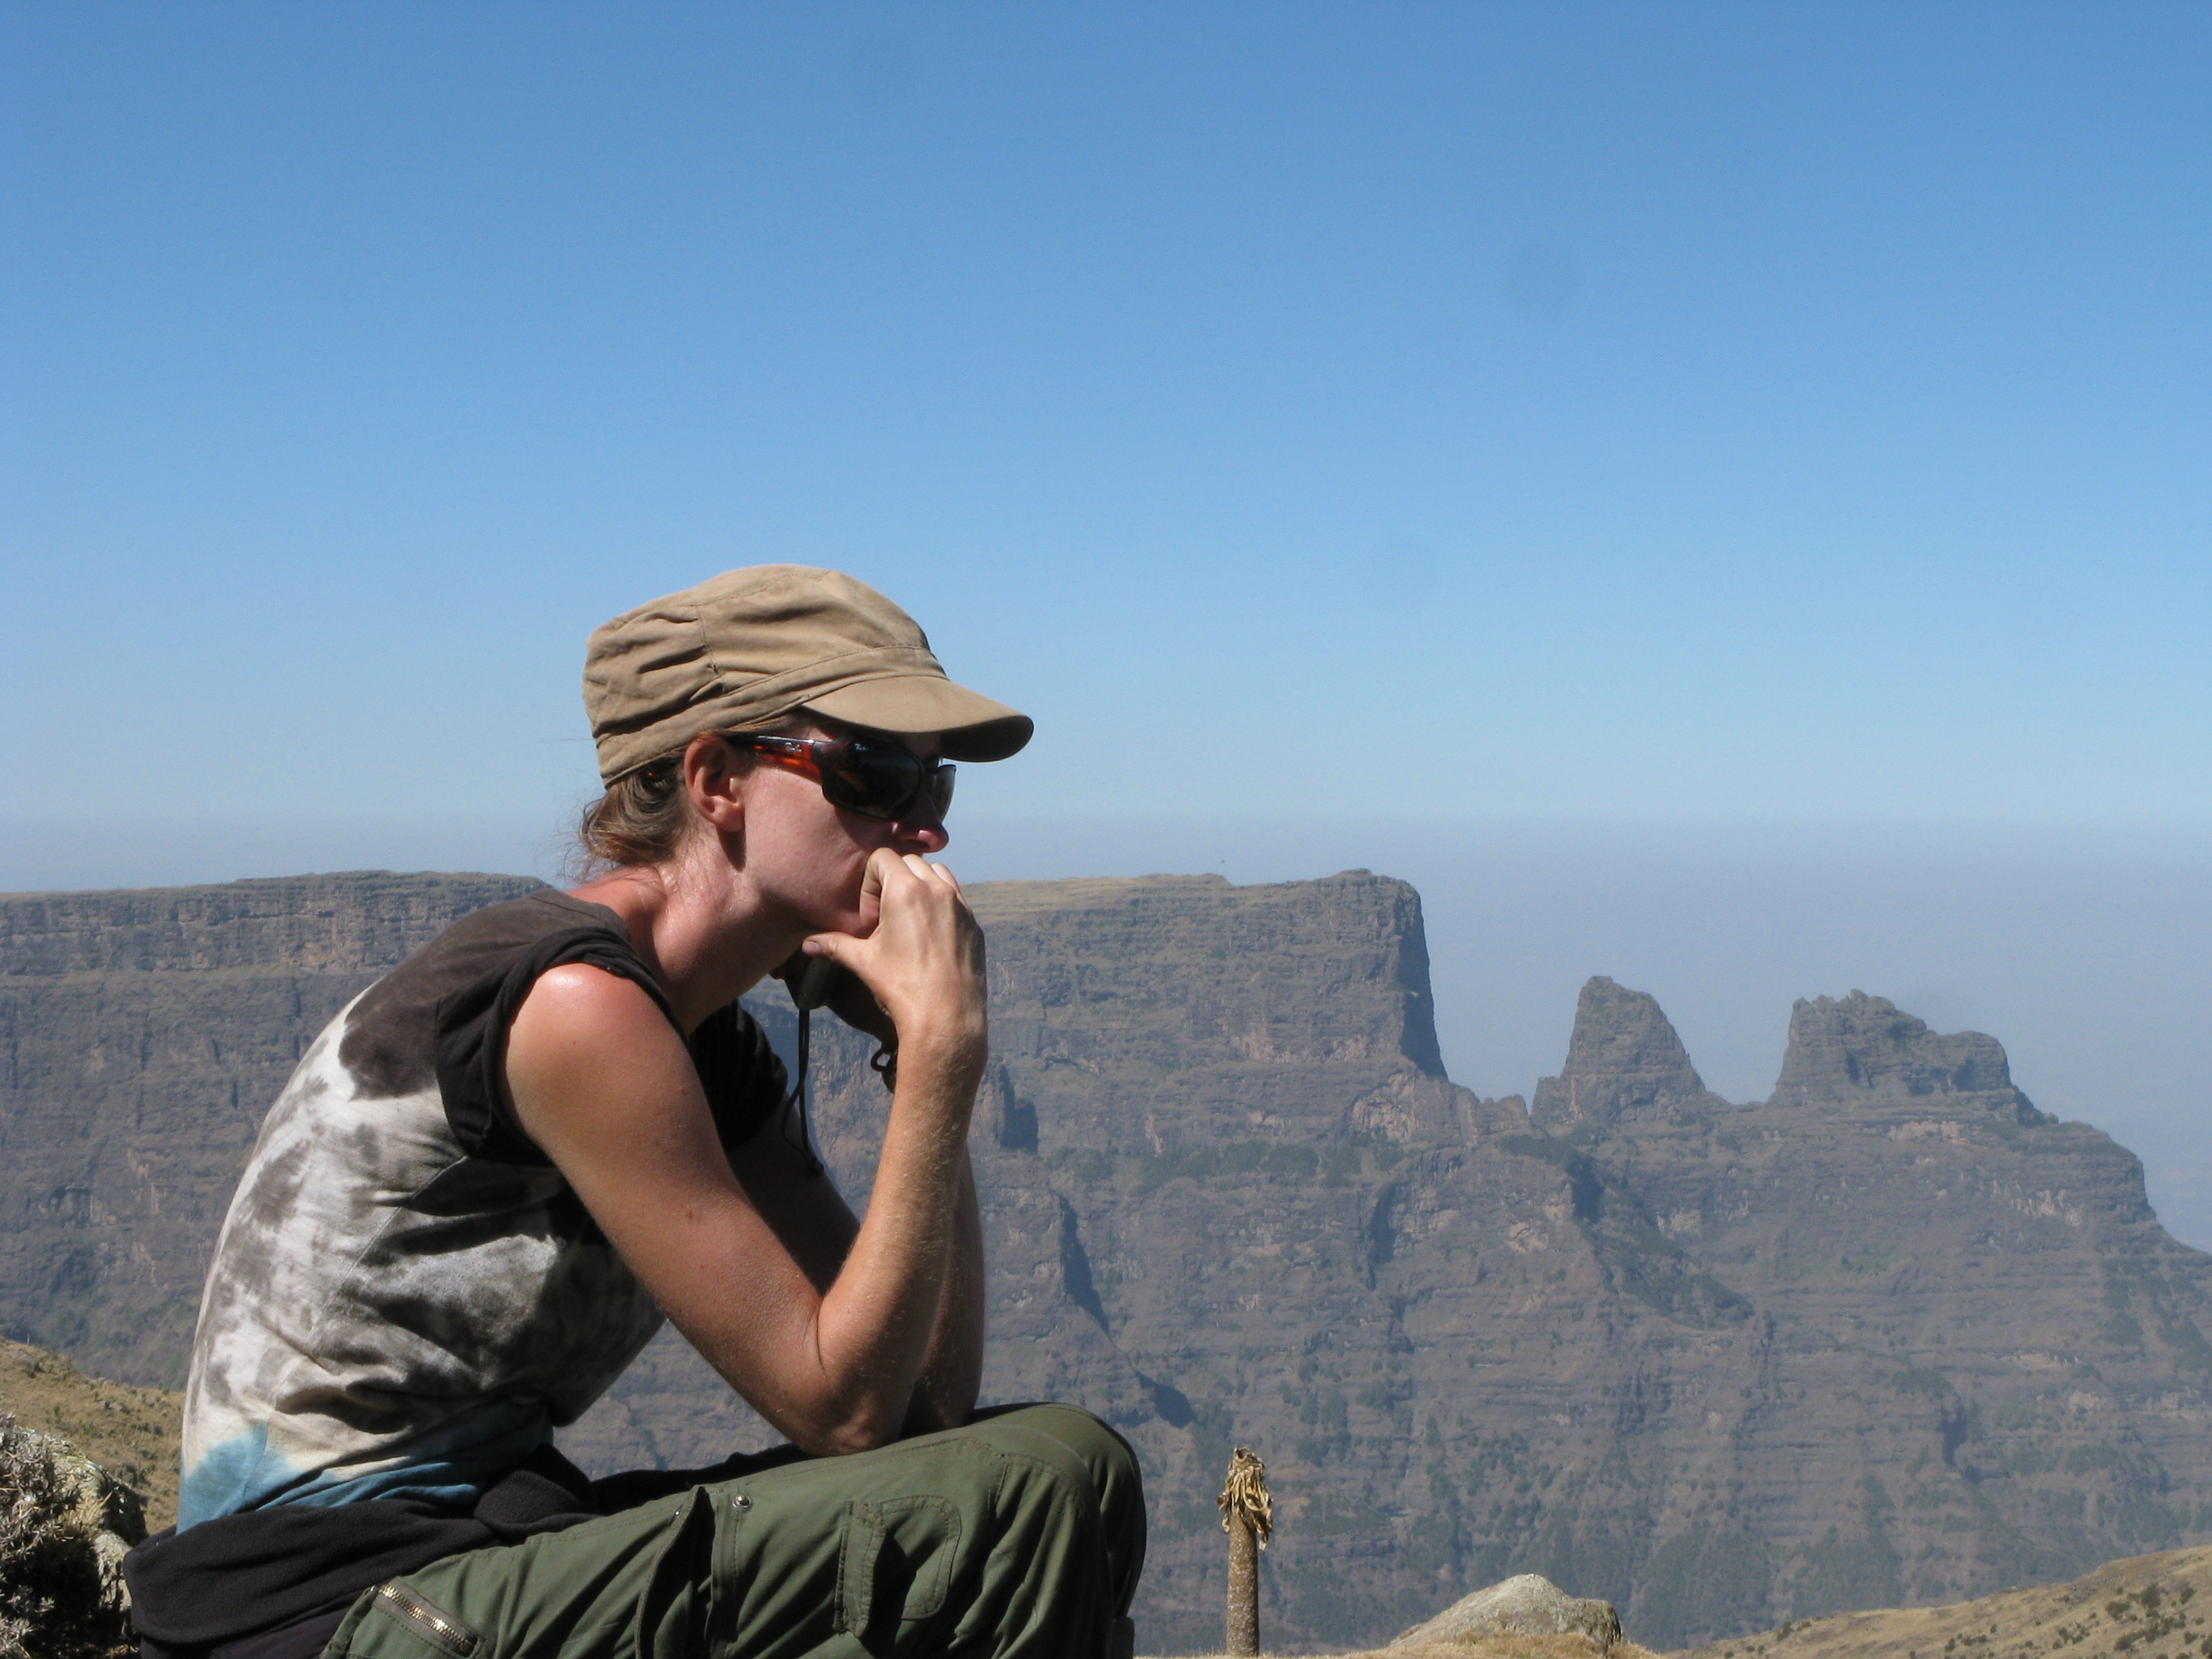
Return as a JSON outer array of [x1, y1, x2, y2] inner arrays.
[[687, 1002, 795, 1157]]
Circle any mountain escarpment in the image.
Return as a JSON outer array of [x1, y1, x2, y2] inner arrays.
[[3, 872, 2208, 1654]]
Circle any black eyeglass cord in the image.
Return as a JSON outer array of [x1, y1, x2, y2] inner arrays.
[[783, 1008, 826, 1177]]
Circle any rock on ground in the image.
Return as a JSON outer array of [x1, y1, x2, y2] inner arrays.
[[0, 1340, 182, 1532], [1393, 1574, 1627, 1650]]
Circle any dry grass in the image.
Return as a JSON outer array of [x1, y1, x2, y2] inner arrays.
[[1148, 1545, 2212, 1659], [0, 1341, 180, 1532], [1669, 1545, 2212, 1659], [1148, 1635, 1659, 1659]]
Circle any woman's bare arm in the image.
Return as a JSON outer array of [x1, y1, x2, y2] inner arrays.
[[905, 1149, 985, 1433], [725, 1130, 983, 1433], [506, 850, 986, 1456]]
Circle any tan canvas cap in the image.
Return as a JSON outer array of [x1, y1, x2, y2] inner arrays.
[[583, 565, 1033, 784]]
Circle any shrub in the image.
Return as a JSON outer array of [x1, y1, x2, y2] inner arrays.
[[0, 1413, 137, 1659]]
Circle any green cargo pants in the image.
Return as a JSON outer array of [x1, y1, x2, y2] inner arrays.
[[323, 1404, 1143, 1659]]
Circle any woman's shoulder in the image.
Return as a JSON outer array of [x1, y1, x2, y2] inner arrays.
[[334, 890, 640, 1103]]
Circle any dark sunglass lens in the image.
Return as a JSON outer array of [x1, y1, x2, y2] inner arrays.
[[823, 743, 925, 820], [928, 763, 955, 819]]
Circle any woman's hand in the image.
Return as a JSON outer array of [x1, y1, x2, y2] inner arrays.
[[797, 850, 987, 1084]]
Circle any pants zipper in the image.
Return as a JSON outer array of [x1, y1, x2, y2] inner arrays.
[[373, 1582, 480, 1656]]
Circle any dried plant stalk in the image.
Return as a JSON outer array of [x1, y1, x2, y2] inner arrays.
[[1218, 1446, 1272, 1656]]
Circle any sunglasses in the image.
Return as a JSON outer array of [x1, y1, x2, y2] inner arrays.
[[728, 733, 956, 823]]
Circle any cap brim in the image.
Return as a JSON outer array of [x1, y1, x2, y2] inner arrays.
[[803, 676, 1033, 762]]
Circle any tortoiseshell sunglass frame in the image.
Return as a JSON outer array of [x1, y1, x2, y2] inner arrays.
[[726, 733, 956, 823]]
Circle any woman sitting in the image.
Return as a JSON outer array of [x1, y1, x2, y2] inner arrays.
[[127, 565, 1145, 1659]]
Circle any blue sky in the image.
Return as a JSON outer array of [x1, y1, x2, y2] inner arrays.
[[3, 7, 2210, 1235], [5, 1, 2207, 830]]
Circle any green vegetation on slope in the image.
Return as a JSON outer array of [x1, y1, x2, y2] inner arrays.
[[0, 1340, 181, 1532]]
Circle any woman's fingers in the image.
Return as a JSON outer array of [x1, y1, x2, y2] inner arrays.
[[858, 846, 898, 906], [799, 930, 854, 962], [876, 853, 964, 926], [826, 851, 981, 1028], [908, 854, 962, 895]]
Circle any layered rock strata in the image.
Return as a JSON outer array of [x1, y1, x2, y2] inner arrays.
[[3, 872, 2209, 1655]]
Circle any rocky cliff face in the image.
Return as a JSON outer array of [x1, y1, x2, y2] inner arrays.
[[1530, 977, 1725, 1130], [3, 872, 2209, 1655]]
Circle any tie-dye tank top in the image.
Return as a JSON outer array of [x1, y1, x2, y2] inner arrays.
[[178, 889, 785, 1530]]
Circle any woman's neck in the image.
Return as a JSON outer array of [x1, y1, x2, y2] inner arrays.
[[569, 844, 800, 1031]]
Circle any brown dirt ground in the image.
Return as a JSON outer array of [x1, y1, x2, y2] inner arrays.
[[1151, 1636, 1656, 1659], [1154, 1544, 2212, 1658], [1669, 1546, 2212, 1659], [0, 1337, 183, 1530]]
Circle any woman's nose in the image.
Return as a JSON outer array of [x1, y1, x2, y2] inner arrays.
[[893, 815, 949, 854]]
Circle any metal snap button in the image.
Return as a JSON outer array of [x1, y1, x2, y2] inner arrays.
[[733, 1492, 752, 1509]]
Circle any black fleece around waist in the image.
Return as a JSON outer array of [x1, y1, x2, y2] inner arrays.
[[126, 1445, 603, 1656]]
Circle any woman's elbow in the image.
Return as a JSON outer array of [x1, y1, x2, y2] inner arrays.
[[798, 1404, 904, 1458], [899, 1392, 975, 1439]]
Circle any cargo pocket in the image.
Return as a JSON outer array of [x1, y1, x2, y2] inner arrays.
[[630, 1487, 719, 1659], [833, 1494, 962, 1645]]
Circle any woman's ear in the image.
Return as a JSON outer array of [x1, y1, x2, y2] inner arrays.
[[682, 734, 746, 835]]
